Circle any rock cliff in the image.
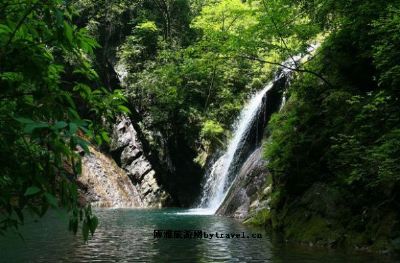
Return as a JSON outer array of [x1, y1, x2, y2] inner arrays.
[[110, 116, 171, 207]]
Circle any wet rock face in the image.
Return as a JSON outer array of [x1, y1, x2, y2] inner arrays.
[[224, 84, 283, 196], [216, 148, 268, 220], [78, 146, 143, 208], [110, 116, 171, 208]]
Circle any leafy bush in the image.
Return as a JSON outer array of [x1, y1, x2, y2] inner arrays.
[[0, 0, 127, 240]]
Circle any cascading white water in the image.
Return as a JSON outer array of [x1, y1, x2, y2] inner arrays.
[[176, 85, 273, 216], [195, 83, 274, 214], [177, 46, 319, 216]]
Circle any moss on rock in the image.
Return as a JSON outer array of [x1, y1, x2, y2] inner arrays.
[[244, 208, 271, 226]]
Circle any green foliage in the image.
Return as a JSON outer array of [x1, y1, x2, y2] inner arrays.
[[136, 20, 158, 32], [0, 0, 127, 240], [118, 0, 317, 160], [372, 5, 400, 89], [329, 91, 400, 188], [69, 205, 98, 241], [200, 120, 225, 147], [262, 0, 400, 250]]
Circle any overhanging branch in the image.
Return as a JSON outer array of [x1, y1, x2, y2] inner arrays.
[[240, 54, 333, 88]]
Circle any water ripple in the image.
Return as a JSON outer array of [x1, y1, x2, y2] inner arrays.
[[0, 209, 394, 263]]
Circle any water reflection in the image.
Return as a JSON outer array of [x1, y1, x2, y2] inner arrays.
[[0, 209, 396, 262]]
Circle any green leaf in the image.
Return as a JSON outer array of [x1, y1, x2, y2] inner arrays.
[[74, 83, 92, 99], [75, 137, 90, 153], [64, 93, 76, 108], [118, 105, 131, 114], [55, 10, 64, 27], [63, 21, 73, 44], [88, 216, 98, 235], [100, 131, 110, 144], [15, 117, 34, 124], [82, 221, 89, 241], [44, 193, 58, 208], [1, 72, 24, 82], [68, 108, 80, 119], [69, 123, 78, 134], [53, 121, 68, 130], [52, 140, 71, 155], [69, 217, 78, 234], [23, 123, 49, 133], [95, 135, 102, 145], [0, 24, 12, 34], [24, 186, 41, 196]]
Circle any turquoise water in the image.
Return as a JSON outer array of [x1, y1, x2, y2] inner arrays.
[[0, 209, 395, 262]]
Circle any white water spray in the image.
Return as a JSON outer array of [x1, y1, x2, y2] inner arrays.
[[185, 84, 273, 215]]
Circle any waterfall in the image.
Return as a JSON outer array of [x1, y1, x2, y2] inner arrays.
[[180, 68, 290, 216], [176, 46, 318, 216], [197, 84, 273, 214], [176, 84, 274, 215]]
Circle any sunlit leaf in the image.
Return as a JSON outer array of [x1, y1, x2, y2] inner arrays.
[[118, 105, 131, 114]]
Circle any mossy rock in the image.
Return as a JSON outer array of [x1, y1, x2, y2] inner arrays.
[[244, 208, 271, 226], [283, 212, 342, 246]]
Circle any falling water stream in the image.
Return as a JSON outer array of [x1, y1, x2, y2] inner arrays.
[[183, 47, 320, 216], [195, 84, 273, 214]]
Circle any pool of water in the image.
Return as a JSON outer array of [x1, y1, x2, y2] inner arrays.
[[0, 209, 395, 262]]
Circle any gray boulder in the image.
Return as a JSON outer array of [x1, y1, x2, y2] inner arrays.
[[216, 148, 268, 220]]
